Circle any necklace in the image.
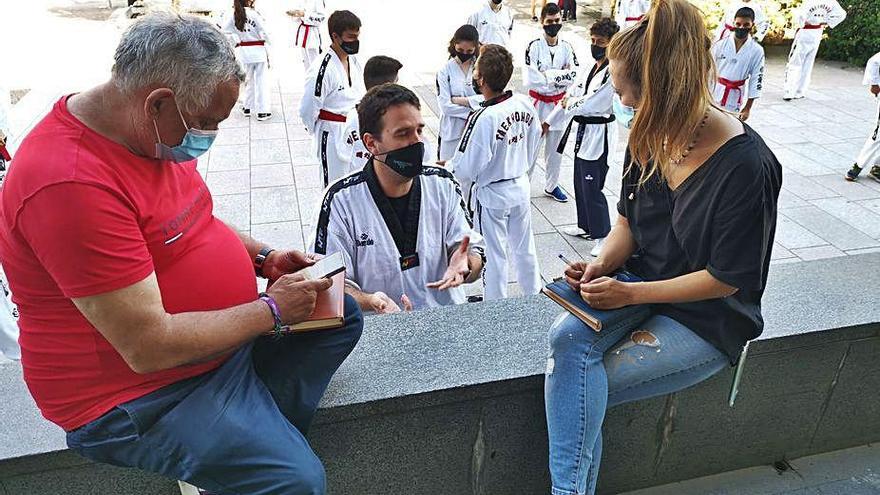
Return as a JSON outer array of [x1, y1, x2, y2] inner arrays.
[[671, 108, 710, 165]]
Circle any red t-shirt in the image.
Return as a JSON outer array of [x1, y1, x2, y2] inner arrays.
[[0, 96, 258, 431]]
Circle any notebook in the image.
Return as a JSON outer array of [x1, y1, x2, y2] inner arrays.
[[284, 271, 346, 333], [541, 271, 648, 332]]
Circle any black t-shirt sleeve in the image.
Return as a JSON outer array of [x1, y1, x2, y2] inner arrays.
[[705, 157, 769, 292], [617, 151, 633, 218]]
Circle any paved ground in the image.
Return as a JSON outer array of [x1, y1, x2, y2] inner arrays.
[[621, 444, 880, 495]]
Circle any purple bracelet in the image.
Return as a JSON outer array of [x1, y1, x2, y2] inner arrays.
[[258, 293, 284, 337]]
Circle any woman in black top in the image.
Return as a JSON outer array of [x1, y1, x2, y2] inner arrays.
[[543, 1, 782, 493]]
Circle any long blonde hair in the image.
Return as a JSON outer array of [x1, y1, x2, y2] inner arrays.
[[607, 0, 715, 184]]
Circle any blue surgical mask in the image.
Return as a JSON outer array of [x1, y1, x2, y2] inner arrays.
[[153, 100, 218, 163], [612, 94, 636, 129]]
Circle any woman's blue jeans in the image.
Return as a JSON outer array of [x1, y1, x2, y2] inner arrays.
[[544, 311, 729, 495]]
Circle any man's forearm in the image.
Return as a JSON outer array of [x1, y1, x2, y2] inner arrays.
[[465, 252, 483, 284]]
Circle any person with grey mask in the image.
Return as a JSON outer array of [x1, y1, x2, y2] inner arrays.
[[312, 84, 485, 314], [0, 12, 363, 494]]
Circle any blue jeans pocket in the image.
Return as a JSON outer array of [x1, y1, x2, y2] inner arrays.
[[66, 406, 141, 465]]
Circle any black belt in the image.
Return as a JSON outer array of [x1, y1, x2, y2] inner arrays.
[[557, 114, 616, 154]]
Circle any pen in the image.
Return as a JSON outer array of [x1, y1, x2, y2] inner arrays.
[[558, 253, 575, 266]]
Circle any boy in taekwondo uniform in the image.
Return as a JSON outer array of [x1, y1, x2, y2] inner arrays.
[[450, 44, 543, 301], [783, 0, 846, 101], [524, 2, 579, 203], [715, 0, 770, 42], [339, 56, 435, 177], [711, 7, 765, 122], [544, 17, 619, 257], [299, 10, 366, 189], [287, 0, 328, 71], [313, 84, 485, 314], [845, 51, 880, 183]]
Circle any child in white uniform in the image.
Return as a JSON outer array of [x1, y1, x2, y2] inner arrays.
[[783, 0, 846, 101], [436, 25, 483, 165], [222, 0, 273, 121], [711, 7, 765, 122], [287, 0, 327, 71]]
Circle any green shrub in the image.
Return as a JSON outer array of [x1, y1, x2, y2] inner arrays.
[[817, 0, 880, 67]]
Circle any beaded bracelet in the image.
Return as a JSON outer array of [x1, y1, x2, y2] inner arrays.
[[258, 293, 284, 337]]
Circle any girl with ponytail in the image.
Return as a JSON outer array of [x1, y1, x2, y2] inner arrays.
[[544, 1, 782, 493]]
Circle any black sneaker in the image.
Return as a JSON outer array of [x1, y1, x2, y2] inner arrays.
[[869, 166, 880, 183], [256, 112, 272, 121], [532, 15, 538, 21], [242, 108, 251, 117], [844, 164, 862, 182]]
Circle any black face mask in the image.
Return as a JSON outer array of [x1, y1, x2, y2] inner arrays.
[[734, 27, 751, 39], [491, 0, 502, 4], [591, 44, 606, 61], [376, 141, 425, 178], [543, 24, 562, 38], [472, 78, 482, 95], [456, 51, 475, 63], [340, 39, 360, 55]]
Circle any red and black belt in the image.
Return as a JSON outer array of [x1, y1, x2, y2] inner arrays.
[[236, 40, 265, 47], [717, 77, 747, 107]]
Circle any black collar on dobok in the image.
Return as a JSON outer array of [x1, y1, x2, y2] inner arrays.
[[365, 160, 422, 271], [480, 90, 514, 108]]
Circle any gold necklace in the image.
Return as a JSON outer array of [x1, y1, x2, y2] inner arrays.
[[671, 108, 710, 165]]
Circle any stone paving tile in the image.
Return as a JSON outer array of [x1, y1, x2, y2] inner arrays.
[[778, 188, 810, 210], [781, 173, 838, 201], [212, 193, 250, 232], [791, 245, 848, 261], [770, 243, 796, 261], [249, 122, 287, 141], [775, 148, 835, 177], [251, 221, 304, 252], [534, 232, 583, 284], [251, 138, 291, 166], [811, 197, 880, 239], [810, 174, 880, 201], [530, 205, 555, 235], [783, 206, 879, 251], [214, 126, 249, 146], [209, 144, 250, 172], [845, 246, 880, 256], [532, 195, 578, 226], [206, 170, 251, 196], [251, 164, 295, 189], [289, 139, 319, 167], [775, 213, 828, 250], [859, 198, 880, 217], [251, 185, 299, 224], [294, 165, 323, 190], [297, 187, 323, 228]]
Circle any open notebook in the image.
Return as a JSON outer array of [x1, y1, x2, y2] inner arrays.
[[283, 271, 346, 333]]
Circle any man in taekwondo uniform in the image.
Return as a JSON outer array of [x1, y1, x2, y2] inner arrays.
[[467, 0, 515, 51], [450, 44, 543, 301], [299, 10, 366, 188], [614, 0, 650, 30], [783, 0, 846, 101], [524, 2, 579, 203], [845, 51, 880, 183], [711, 7, 765, 122], [313, 84, 485, 314]]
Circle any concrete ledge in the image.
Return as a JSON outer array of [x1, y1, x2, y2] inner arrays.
[[1, 253, 878, 494]]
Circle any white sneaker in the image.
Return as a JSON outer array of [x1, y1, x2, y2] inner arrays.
[[590, 237, 605, 257], [562, 226, 589, 238]]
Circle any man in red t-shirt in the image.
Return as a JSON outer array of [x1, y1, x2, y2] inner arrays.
[[0, 12, 362, 494]]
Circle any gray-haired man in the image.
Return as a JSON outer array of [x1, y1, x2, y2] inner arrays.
[[0, 12, 362, 494]]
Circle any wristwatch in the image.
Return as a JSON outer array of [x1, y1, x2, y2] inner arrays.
[[254, 247, 275, 278]]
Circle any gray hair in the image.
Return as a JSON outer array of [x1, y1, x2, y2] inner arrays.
[[112, 12, 246, 114]]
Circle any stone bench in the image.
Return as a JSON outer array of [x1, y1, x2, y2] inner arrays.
[[1, 253, 878, 494]]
